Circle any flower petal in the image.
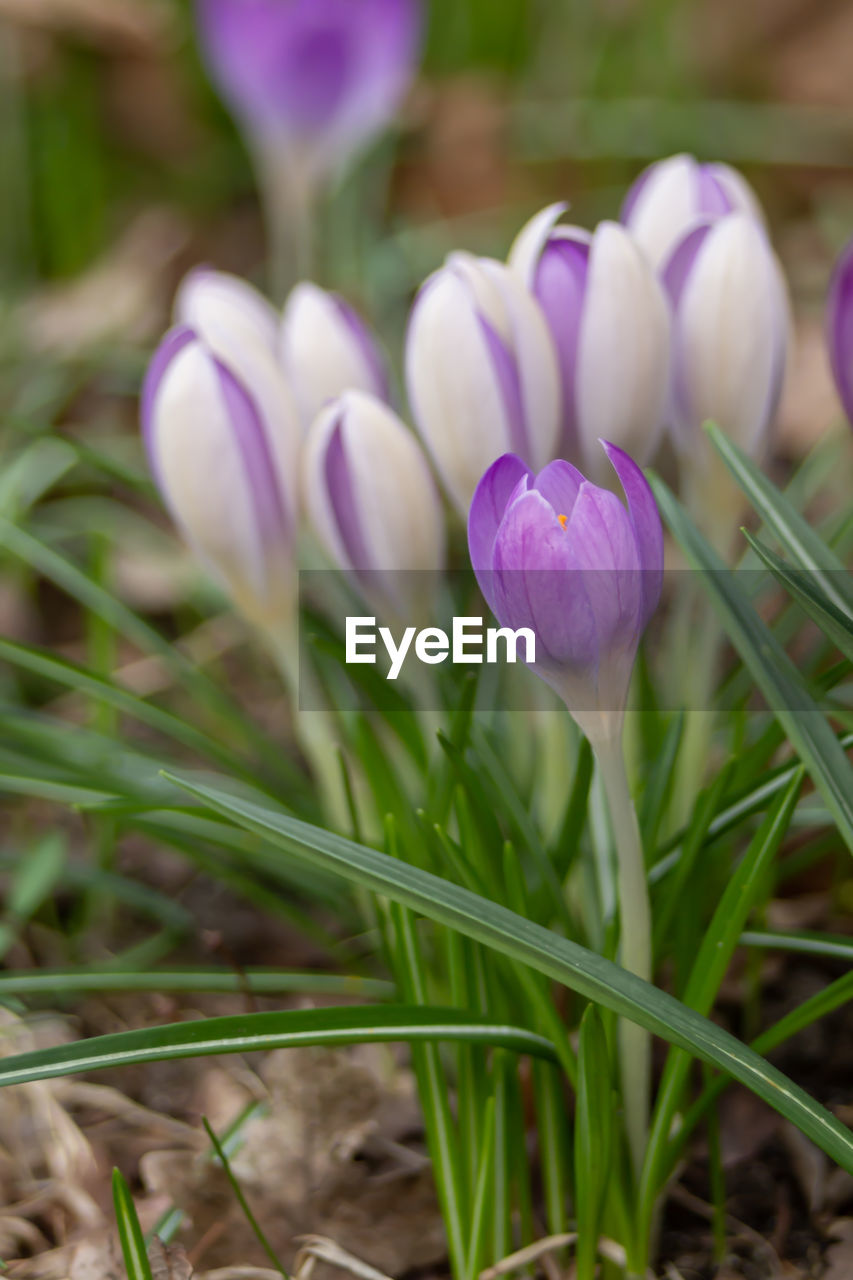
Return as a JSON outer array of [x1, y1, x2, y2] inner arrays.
[[507, 201, 568, 286], [468, 453, 531, 609], [575, 222, 670, 471], [492, 490, 596, 669], [827, 237, 853, 428], [531, 458, 585, 519], [140, 325, 196, 482], [600, 440, 663, 628], [565, 480, 641, 659], [280, 281, 388, 430]]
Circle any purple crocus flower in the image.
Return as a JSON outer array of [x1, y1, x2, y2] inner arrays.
[[141, 325, 301, 628], [827, 237, 853, 428], [510, 206, 670, 473], [468, 443, 663, 739], [621, 153, 764, 271], [195, 0, 421, 183]]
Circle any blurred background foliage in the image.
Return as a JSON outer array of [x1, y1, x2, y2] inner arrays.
[[3, 0, 853, 289], [2, 0, 853, 616]]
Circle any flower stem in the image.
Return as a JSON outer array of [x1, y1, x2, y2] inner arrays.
[[252, 135, 316, 303], [592, 728, 652, 1184], [266, 621, 348, 828]]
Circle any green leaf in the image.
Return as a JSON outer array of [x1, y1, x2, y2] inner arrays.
[[0, 438, 77, 519], [707, 423, 853, 619], [740, 929, 853, 964], [575, 1006, 613, 1280], [639, 770, 804, 1243], [112, 1169, 154, 1280], [649, 473, 853, 858], [0, 637, 254, 777], [668, 968, 853, 1188], [0, 516, 288, 771], [5, 831, 66, 921], [0, 967, 394, 1000], [0, 1005, 558, 1087], [743, 533, 853, 666], [0, 831, 66, 958], [652, 729, 853, 885], [162, 770, 853, 1176], [386, 896, 468, 1280], [202, 1118, 289, 1278]]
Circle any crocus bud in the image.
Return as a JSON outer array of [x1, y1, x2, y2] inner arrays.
[[195, 0, 421, 185], [280, 282, 389, 432], [468, 444, 662, 743], [405, 253, 561, 514], [303, 390, 445, 619], [141, 326, 300, 630], [827, 237, 853, 428], [621, 152, 764, 271], [663, 212, 790, 461], [510, 207, 670, 474], [174, 267, 280, 360]]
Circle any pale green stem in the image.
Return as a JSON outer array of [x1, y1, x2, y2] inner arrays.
[[669, 598, 722, 832], [591, 727, 652, 1184], [266, 621, 348, 829], [668, 450, 739, 831], [251, 134, 317, 302]]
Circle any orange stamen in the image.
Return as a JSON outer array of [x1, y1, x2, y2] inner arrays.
[[557, 513, 568, 529]]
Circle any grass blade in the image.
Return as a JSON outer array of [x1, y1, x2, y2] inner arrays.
[[0, 968, 394, 1000], [0, 1005, 559, 1086], [163, 770, 853, 1176], [743, 533, 853, 665], [203, 1117, 289, 1278], [740, 929, 853, 963], [707, 423, 853, 618], [649, 473, 853, 857], [112, 1168, 154, 1280]]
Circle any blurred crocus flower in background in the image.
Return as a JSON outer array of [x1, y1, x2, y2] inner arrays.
[[510, 206, 670, 475], [406, 253, 561, 514], [141, 325, 301, 630], [303, 390, 445, 619], [195, 0, 422, 289], [663, 212, 790, 466], [468, 443, 662, 744], [174, 267, 280, 359], [621, 152, 764, 271], [280, 282, 389, 433], [827, 236, 853, 428], [196, 0, 421, 183]]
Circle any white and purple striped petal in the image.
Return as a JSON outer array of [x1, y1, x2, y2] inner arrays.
[[405, 254, 560, 513], [510, 210, 670, 473], [827, 237, 853, 429], [303, 390, 445, 617], [174, 268, 280, 358], [621, 153, 765, 271], [280, 281, 389, 432], [662, 212, 790, 459], [141, 325, 299, 626]]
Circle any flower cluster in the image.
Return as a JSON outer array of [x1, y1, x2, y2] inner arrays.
[[142, 152, 822, 701], [144, 269, 442, 629]]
